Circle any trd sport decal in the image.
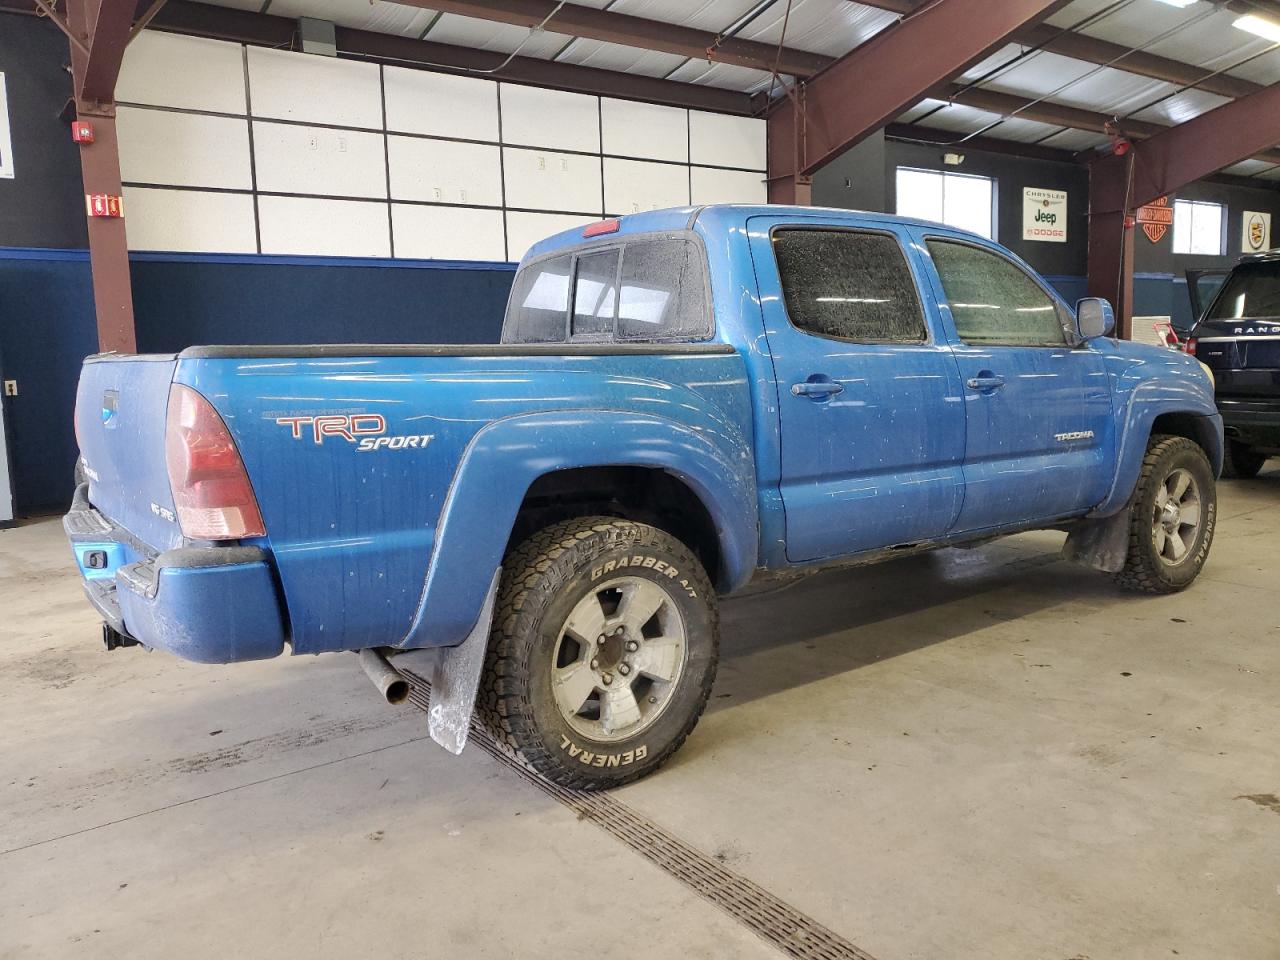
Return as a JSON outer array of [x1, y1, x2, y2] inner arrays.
[[275, 414, 434, 452]]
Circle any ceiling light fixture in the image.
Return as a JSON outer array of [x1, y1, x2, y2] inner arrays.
[[1152, 0, 1197, 8], [1234, 13, 1280, 42]]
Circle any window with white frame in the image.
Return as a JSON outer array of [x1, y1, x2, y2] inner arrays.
[[895, 167, 995, 239], [0, 74, 14, 180], [1173, 199, 1225, 256]]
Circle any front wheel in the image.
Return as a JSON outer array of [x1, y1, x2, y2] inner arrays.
[[478, 517, 718, 789], [1114, 435, 1216, 594]]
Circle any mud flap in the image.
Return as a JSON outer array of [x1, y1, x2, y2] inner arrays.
[[1062, 512, 1130, 574], [394, 567, 501, 755]]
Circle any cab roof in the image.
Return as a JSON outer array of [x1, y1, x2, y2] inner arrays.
[[521, 203, 986, 263]]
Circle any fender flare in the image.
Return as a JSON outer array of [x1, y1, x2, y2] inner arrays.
[[1090, 380, 1223, 518], [396, 409, 757, 649]]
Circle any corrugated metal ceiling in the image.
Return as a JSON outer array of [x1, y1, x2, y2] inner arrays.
[[232, 0, 1280, 177]]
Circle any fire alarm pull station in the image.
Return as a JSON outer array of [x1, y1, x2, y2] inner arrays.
[[85, 195, 124, 218], [71, 121, 95, 143]]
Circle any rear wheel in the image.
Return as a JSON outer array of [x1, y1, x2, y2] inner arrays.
[[478, 517, 718, 789], [1221, 439, 1266, 479], [1114, 435, 1216, 594]]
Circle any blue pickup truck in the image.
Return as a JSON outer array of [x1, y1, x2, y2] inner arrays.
[[66, 204, 1223, 787]]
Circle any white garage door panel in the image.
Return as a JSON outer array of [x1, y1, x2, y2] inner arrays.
[[253, 122, 387, 199], [258, 196, 390, 257], [118, 108, 252, 190], [690, 167, 766, 205], [388, 137, 502, 206], [603, 158, 689, 216], [506, 212, 592, 262], [601, 99, 687, 162], [384, 67, 499, 142], [393, 205, 506, 262], [248, 47, 382, 128], [689, 111, 766, 171], [499, 85, 600, 153], [123, 188, 257, 253], [503, 147, 602, 215], [117, 33, 246, 114]]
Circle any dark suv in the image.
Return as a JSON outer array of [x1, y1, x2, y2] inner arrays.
[[1188, 250, 1280, 478]]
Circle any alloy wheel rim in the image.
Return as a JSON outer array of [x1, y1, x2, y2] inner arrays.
[[1151, 467, 1202, 566], [551, 576, 687, 742]]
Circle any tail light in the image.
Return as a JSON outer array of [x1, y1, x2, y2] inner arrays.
[[165, 384, 265, 540], [1185, 337, 1197, 355]]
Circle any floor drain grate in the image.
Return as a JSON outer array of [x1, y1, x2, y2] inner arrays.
[[403, 673, 879, 960]]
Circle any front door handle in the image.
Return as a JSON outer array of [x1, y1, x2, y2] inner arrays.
[[791, 378, 845, 399], [966, 374, 1006, 392]]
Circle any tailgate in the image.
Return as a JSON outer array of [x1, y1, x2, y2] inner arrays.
[[1193, 319, 1280, 398], [75, 355, 183, 551]]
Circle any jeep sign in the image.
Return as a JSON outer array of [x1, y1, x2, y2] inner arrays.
[[1022, 187, 1067, 243]]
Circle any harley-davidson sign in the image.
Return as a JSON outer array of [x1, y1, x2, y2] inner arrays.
[[1136, 197, 1173, 243]]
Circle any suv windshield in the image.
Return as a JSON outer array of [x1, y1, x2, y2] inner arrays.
[[1206, 260, 1280, 321]]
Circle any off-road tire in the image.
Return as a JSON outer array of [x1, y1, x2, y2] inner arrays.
[[1221, 439, 1266, 479], [1114, 435, 1216, 594], [478, 516, 718, 789]]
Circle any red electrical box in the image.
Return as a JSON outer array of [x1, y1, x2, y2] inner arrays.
[[85, 194, 124, 218], [71, 121, 95, 143]]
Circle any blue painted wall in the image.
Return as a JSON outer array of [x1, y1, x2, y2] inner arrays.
[[0, 248, 515, 514]]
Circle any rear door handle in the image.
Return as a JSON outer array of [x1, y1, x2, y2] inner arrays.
[[791, 380, 844, 399], [966, 374, 1006, 392]]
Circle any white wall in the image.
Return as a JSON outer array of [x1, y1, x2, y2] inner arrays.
[[114, 31, 768, 262]]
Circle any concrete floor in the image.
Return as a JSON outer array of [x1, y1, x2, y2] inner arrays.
[[3, 474, 1279, 960]]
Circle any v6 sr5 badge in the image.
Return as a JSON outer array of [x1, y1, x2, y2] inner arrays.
[[276, 414, 434, 452]]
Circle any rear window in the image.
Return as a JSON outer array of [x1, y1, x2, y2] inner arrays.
[[772, 228, 926, 343], [503, 237, 711, 344], [1206, 261, 1280, 321]]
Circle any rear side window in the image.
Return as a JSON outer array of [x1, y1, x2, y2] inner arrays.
[[926, 239, 1067, 346], [772, 229, 927, 343], [503, 237, 711, 344], [506, 254, 572, 343], [617, 240, 710, 341], [1206, 261, 1280, 321]]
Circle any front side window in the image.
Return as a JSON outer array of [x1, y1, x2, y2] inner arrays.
[[927, 239, 1066, 346], [896, 167, 995, 239], [1173, 199, 1225, 256], [772, 229, 927, 343]]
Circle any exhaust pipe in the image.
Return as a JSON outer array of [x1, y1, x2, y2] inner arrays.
[[358, 648, 410, 705]]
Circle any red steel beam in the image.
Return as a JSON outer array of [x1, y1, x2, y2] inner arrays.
[[883, 121, 1077, 164], [1092, 80, 1280, 214], [1016, 22, 1262, 101], [1086, 170, 1135, 340], [75, 0, 139, 103], [856, 0, 1265, 100], [948, 84, 1280, 166], [67, 0, 137, 353], [767, 0, 1071, 192], [1088, 81, 1280, 340], [395, 0, 834, 78]]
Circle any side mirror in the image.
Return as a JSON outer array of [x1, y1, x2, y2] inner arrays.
[[1075, 297, 1115, 341]]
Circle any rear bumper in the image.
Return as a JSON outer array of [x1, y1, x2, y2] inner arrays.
[[63, 485, 287, 663], [1217, 396, 1280, 449]]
